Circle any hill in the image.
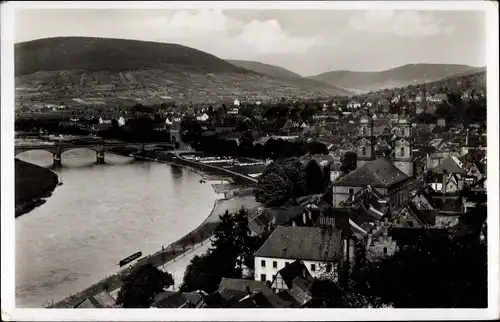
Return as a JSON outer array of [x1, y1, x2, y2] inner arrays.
[[227, 59, 303, 80], [308, 64, 482, 93], [227, 59, 348, 93], [15, 37, 350, 107]]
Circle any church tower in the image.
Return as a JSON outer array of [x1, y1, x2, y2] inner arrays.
[[393, 106, 414, 177], [169, 114, 183, 150], [355, 115, 376, 168]]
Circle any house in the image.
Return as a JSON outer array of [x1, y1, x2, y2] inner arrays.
[[234, 99, 241, 107], [196, 113, 210, 122], [366, 228, 398, 261], [429, 93, 448, 103], [216, 278, 292, 308], [347, 100, 361, 110], [117, 116, 126, 127], [254, 226, 343, 282], [74, 290, 116, 308], [151, 291, 205, 308], [331, 157, 412, 211], [227, 108, 239, 115], [437, 118, 446, 127], [98, 117, 112, 124], [271, 260, 314, 293]]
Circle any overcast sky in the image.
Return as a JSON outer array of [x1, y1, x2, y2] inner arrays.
[[15, 9, 486, 76]]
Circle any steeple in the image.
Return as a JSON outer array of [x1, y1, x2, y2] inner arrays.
[[392, 107, 414, 177], [356, 115, 376, 168]]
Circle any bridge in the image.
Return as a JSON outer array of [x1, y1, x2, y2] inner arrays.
[[15, 141, 177, 167]]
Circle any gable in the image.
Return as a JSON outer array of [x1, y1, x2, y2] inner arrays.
[[395, 138, 410, 147]]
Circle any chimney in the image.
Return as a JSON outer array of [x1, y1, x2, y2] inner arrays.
[[384, 217, 389, 224], [302, 268, 307, 278], [303, 212, 307, 224]]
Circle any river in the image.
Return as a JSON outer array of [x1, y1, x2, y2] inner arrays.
[[15, 148, 222, 308]]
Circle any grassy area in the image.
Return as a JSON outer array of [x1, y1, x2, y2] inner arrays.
[[15, 159, 59, 217]]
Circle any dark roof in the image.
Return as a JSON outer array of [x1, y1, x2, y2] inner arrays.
[[276, 290, 301, 308], [276, 260, 313, 289], [152, 291, 203, 308], [74, 291, 115, 308], [254, 226, 343, 262], [333, 157, 409, 188], [431, 158, 463, 174], [232, 291, 274, 308], [218, 278, 291, 308], [289, 277, 314, 306]]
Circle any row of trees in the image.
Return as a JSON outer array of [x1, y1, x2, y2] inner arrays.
[[192, 136, 329, 160]]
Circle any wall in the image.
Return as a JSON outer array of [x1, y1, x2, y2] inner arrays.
[[254, 256, 337, 283], [366, 235, 398, 261], [393, 160, 414, 178]]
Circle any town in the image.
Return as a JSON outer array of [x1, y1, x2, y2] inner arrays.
[[15, 67, 487, 309]]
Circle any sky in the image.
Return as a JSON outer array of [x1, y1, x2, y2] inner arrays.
[[14, 8, 487, 76]]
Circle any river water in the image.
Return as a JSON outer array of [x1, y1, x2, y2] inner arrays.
[[15, 148, 221, 308]]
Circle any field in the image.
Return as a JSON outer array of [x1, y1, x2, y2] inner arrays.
[[15, 69, 348, 108]]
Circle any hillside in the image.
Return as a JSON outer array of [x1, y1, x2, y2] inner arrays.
[[308, 64, 482, 93], [15, 37, 350, 107], [227, 59, 303, 80]]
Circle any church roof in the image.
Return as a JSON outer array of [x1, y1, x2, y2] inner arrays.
[[333, 157, 409, 188]]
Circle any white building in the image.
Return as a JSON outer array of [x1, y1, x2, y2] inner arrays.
[[228, 108, 239, 115], [234, 99, 241, 107], [99, 117, 112, 124], [196, 113, 210, 122], [254, 226, 344, 283], [118, 116, 126, 127]]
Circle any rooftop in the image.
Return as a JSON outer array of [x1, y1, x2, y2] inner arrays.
[[333, 157, 409, 188], [254, 226, 342, 262]]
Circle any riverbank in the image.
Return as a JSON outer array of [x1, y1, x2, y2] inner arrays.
[[47, 149, 261, 308], [15, 159, 60, 218]]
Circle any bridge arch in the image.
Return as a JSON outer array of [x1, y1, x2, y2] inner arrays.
[[14, 148, 55, 157], [59, 146, 99, 155]]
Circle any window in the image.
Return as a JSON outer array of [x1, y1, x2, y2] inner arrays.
[[383, 247, 388, 255], [349, 188, 354, 195], [272, 275, 276, 280], [311, 264, 316, 272], [261, 260, 266, 267], [285, 262, 290, 266], [260, 274, 266, 282], [326, 264, 332, 273], [273, 261, 277, 268], [362, 146, 366, 156], [400, 147, 405, 157]]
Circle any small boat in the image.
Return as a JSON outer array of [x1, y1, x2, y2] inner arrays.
[[199, 179, 206, 184], [119, 251, 142, 267], [57, 181, 63, 186]]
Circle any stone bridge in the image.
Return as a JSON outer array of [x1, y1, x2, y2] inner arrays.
[[15, 142, 176, 166]]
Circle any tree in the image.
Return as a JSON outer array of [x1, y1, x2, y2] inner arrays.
[[180, 209, 252, 294], [116, 264, 174, 308], [255, 158, 308, 206], [305, 160, 325, 194], [358, 226, 487, 308], [307, 141, 329, 155], [340, 151, 357, 175]]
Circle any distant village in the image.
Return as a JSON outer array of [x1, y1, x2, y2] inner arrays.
[[17, 69, 487, 309]]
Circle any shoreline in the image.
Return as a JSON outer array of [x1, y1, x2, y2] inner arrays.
[[46, 149, 258, 308], [15, 159, 60, 218]]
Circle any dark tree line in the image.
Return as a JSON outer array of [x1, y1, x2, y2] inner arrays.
[[192, 135, 328, 160]]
